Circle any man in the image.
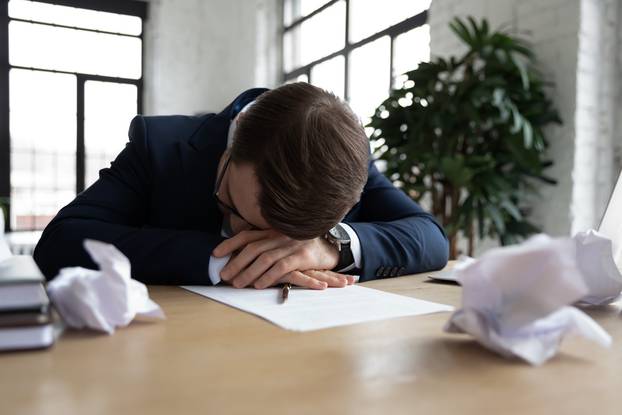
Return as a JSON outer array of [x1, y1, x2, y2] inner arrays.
[[34, 83, 448, 289]]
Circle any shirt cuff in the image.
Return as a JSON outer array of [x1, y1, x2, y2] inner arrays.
[[208, 254, 231, 285], [339, 222, 362, 270]]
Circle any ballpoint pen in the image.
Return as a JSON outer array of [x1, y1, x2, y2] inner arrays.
[[281, 283, 291, 304]]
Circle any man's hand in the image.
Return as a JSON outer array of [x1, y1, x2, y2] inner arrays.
[[278, 269, 355, 290], [212, 229, 355, 289]]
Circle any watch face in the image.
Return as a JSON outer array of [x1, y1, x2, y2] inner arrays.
[[329, 225, 349, 242]]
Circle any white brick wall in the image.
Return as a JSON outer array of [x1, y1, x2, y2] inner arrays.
[[572, 0, 619, 233], [429, 0, 620, 250], [142, 0, 281, 116]]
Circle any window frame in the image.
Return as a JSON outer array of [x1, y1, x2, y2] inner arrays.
[[281, 0, 428, 100], [0, 0, 148, 232]]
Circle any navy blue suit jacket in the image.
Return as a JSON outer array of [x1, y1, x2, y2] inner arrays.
[[34, 88, 449, 284]]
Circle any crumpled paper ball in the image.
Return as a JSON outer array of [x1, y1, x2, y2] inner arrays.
[[444, 234, 612, 365], [574, 230, 622, 305], [47, 239, 165, 334]]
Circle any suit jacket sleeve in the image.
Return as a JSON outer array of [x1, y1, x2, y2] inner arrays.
[[34, 116, 224, 285], [344, 158, 449, 281]]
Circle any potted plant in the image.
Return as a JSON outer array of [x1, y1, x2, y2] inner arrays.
[[368, 17, 561, 258]]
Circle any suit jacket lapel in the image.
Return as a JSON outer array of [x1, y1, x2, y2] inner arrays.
[[177, 113, 229, 231]]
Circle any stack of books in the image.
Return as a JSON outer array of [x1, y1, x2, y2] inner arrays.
[[0, 255, 55, 351]]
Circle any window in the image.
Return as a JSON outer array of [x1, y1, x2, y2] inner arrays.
[[282, 0, 430, 124], [1, 0, 147, 231]]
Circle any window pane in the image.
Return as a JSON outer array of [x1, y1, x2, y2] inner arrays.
[[349, 0, 431, 43], [9, 69, 76, 152], [284, 0, 345, 72], [348, 36, 391, 123], [285, 74, 310, 84], [8, 0, 142, 35], [284, 0, 333, 26], [9, 21, 142, 79], [310, 56, 345, 99], [9, 69, 76, 230], [393, 24, 430, 88], [10, 151, 33, 189], [283, 30, 299, 73], [85, 81, 137, 188]]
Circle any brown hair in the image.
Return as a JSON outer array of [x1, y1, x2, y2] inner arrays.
[[230, 82, 369, 239]]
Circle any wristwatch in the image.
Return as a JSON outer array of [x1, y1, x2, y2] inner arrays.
[[325, 224, 355, 272]]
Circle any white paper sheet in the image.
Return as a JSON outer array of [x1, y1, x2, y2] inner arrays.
[[428, 255, 475, 283], [598, 170, 622, 268], [0, 214, 11, 263], [182, 284, 453, 331], [0, 237, 11, 263]]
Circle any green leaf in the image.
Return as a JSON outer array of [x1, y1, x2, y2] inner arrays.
[[441, 156, 474, 186], [500, 199, 522, 221], [481, 19, 489, 36], [449, 18, 474, 47], [486, 205, 506, 235], [510, 52, 530, 90], [510, 107, 523, 133], [522, 120, 533, 148], [467, 16, 482, 45]]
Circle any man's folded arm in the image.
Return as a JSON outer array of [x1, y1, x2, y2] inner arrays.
[[34, 116, 223, 285], [344, 160, 449, 281]]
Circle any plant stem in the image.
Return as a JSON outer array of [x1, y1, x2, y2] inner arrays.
[[467, 220, 474, 257]]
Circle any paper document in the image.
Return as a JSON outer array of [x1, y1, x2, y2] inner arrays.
[[182, 284, 453, 331], [0, 238, 11, 263], [427, 256, 475, 283], [0, 217, 11, 263], [598, 170, 622, 268]]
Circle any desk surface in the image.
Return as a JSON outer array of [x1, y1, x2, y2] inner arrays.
[[2, 266, 621, 415]]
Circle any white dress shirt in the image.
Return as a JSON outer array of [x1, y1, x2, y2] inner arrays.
[[208, 102, 362, 284]]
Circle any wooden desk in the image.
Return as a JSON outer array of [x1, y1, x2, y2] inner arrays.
[[2, 267, 621, 415]]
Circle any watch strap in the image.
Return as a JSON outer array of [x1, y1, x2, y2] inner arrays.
[[334, 241, 355, 272]]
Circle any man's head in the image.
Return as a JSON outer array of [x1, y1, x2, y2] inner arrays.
[[223, 82, 369, 239]]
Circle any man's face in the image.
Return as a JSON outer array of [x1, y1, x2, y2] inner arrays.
[[216, 153, 271, 235]]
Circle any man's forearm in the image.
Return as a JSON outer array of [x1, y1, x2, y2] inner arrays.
[[346, 215, 449, 281], [34, 217, 224, 285]]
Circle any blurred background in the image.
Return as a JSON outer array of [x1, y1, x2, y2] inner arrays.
[[0, 0, 620, 257]]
